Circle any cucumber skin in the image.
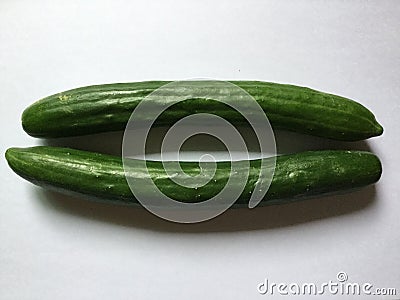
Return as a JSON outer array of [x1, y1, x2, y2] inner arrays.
[[5, 147, 382, 207], [21, 81, 383, 141]]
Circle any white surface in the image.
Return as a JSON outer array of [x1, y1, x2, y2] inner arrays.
[[1, 0, 399, 299]]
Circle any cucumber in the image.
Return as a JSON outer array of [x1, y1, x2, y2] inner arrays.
[[5, 146, 382, 207], [21, 81, 383, 141]]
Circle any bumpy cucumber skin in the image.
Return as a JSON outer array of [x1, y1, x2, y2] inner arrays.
[[5, 147, 382, 207], [21, 81, 383, 141]]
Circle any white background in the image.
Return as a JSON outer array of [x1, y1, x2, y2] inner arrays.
[[1, 0, 399, 299]]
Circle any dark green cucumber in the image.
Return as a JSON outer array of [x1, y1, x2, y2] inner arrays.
[[5, 146, 382, 207], [21, 81, 383, 141]]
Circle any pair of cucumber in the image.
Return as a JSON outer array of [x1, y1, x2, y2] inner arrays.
[[6, 81, 383, 208]]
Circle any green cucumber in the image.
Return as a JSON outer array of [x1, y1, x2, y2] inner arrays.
[[21, 81, 383, 141], [5, 146, 382, 207]]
